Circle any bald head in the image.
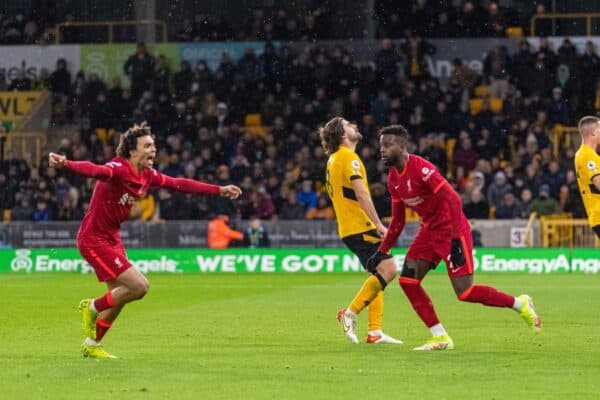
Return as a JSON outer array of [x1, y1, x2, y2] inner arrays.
[[578, 116, 600, 137]]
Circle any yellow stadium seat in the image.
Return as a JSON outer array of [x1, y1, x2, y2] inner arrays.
[[95, 128, 115, 145], [490, 98, 503, 113], [469, 98, 483, 115], [506, 26, 524, 38], [474, 85, 491, 97], [244, 113, 268, 137], [489, 206, 496, 220], [406, 208, 420, 221], [445, 137, 457, 174], [244, 113, 262, 126]]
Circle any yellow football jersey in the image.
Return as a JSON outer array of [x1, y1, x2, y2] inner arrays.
[[325, 146, 375, 238], [574, 144, 600, 227]]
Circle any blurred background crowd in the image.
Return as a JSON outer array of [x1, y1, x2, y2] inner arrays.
[[0, 0, 599, 224]]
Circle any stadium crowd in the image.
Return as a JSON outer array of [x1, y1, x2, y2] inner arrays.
[[0, 1, 569, 45], [1, 32, 600, 222]]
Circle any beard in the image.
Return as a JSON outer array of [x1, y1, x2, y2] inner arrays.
[[382, 154, 396, 167]]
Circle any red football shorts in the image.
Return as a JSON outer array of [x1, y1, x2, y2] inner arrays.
[[78, 242, 133, 282], [405, 218, 474, 278]]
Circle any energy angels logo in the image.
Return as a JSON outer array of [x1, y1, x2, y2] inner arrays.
[[11, 249, 33, 272]]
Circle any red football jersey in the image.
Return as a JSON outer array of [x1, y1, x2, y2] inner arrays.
[[77, 157, 164, 245], [387, 154, 459, 231]]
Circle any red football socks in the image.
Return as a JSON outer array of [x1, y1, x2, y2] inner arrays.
[[458, 285, 514, 308], [93, 291, 116, 313], [96, 318, 112, 342], [399, 277, 440, 327]]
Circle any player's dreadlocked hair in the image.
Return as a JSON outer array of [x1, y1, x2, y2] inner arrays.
[[378, 124, 410, 144], [116, 121, 153, 158], [319, 117, 345, 155]]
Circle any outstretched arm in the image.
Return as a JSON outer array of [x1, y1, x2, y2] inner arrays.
[[48, 152, 113, 180], [378, 198, 406, 254], [157, 173, 242, 199]]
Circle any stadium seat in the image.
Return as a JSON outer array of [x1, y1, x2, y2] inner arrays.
[[244, 113, 268, 137], [489, 206, 496, 220], [445, 138, 457, 173], [3, 209, 10, 222], [473, 85, 491, 98], [95, 128, 115, 145], [506, 26, 524, 38], [490, 98, 503, 113], [406, 208, 420, 221], [469, 98, 483, 115]]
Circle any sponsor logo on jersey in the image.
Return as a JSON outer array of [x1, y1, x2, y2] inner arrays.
[[403, 196, 424, 206]]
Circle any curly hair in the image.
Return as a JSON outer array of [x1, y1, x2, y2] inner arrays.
[[116, 121, 153, 158], [318, 117, 345, 155]]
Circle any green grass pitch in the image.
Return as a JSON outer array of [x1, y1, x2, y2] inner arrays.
[[1, 273, 599, 399]]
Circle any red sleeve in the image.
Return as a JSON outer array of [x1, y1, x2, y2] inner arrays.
[[435, 183, 463, 237], [379, 197, 405, 253], [154, 172, 221, 195], [65, 160, 113, 180]]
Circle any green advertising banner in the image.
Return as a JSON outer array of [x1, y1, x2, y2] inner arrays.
[[80, 43, 180, 86], [1, 248, 599, 274]]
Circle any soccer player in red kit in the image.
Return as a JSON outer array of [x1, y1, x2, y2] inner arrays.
[[49, 122, 242, 359], [367, 125, 541, 350]]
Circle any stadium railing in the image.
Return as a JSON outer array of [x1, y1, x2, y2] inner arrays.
[[55, 19, 167, 43], [0, 131, 47, 166], [530, 13, 600, 36], [539, 213, 599, 248], [550, 125, 580, 159]]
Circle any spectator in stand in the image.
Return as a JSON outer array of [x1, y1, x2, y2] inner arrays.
[[487, 170, 513, 209], [279, 190, 306, 220], [454, 134, 479, 174], [33, 199, 52, 221], [541, 160, 564, 199], [49, 58, 71, 96], [11, 198, 34, 221], [485, 1, 507, 38], [547, 87, 569, 125], [123, 42, 154, 100], [463, 189, 490, 219], [527, 184, 560, 216], [9, 68, 32, 91], [210, 165, 237, 217], [494, 192, 523, 219], [450, 58, 478, 92], [580, 41, 600, 114], [400, 33, 435, 83], [531, 3, 552, 36], [306, 193, 335, 220], [456, 1, 483, 37], [296, 179, 318, 212]]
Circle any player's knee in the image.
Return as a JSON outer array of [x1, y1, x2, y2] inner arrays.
[[398, 262, 420, 289], [132, 279, 149, 299], [399, 262, 416, 279]]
